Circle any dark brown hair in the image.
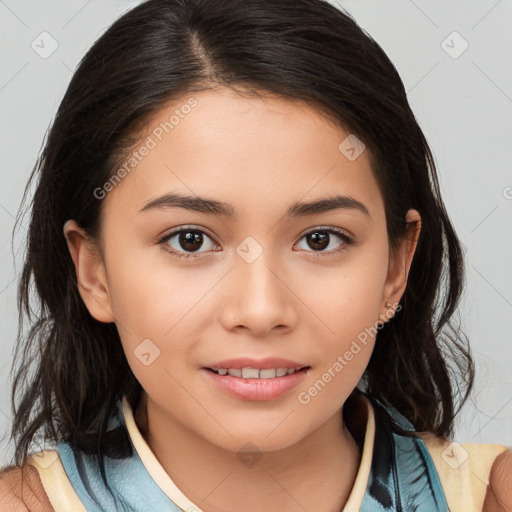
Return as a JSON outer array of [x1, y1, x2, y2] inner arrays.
[[6, 0, 473, 486]]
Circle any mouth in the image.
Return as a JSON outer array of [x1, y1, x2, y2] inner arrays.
[[204, 366, 311, 379], [201, 357, 311, 400], [201, 364, 311, 401]]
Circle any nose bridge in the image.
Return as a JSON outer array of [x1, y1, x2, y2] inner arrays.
[[221, 235, 296, 334], [235, 237, 283, 307]]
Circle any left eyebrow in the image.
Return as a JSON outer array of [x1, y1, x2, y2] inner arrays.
[[139, 192, 371, 219], [284, 195, 371, 219]]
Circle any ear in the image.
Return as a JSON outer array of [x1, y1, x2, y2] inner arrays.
[[380, 209, 422, 320], [63, 219, 115, 323]]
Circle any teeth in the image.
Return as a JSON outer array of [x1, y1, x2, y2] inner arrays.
[[242, 368, 260, 379], [216, 367, 302, 378]]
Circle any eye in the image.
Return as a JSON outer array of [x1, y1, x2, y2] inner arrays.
[[158, 226, 219, 259], [158, 226, 353, 260], [295, 227, 353, 256]]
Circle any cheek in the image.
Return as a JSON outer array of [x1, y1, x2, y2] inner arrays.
[[106, 257, 202, 405], [103, 242, 218, 382], [294, 245, 388, 387], [297, 245, 389, 333], [104, 234, 209, 334]]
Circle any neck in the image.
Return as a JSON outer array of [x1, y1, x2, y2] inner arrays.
[[135, 392, 365, 512]]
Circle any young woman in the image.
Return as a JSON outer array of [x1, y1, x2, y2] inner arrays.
[[1, 0, 510, 510]]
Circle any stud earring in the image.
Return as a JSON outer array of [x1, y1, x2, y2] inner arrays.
[[385, 302, 392, 309]]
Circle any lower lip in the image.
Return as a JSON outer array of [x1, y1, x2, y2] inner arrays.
[[201, 368, 310, 401]]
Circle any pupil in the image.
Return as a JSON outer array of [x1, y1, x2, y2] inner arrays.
[[180, 231, 202, 252], [309, 231, 329, 250]]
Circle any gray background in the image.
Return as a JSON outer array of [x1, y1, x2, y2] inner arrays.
[[1, 0, 511, 466]]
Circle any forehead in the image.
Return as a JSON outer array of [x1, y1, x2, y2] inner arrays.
[[103, 87, 384, 223]]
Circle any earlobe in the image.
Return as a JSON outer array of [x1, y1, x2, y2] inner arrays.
[[381, 209, 422, 314], [63, 219, 115, 323]]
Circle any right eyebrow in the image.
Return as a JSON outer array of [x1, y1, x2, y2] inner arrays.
[[139, 193, 235, 217]]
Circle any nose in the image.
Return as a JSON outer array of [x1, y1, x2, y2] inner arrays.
[[219, 249, 298, 337]]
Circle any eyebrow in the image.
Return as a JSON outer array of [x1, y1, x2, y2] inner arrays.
[[139, 193, 371, 219]]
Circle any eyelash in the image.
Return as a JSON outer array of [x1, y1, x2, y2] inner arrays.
[[157, 226, 354, 260]]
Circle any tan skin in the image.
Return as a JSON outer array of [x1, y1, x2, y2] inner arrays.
[[58, 87, 511, 512]]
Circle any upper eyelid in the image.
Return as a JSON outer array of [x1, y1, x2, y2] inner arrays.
[[302, 225, 351, 236], [161, 225, 217, 241], [161, 225, 350, 239]]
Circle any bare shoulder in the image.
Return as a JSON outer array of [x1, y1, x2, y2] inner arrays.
[[484, 449, 512, 512], [0, 464, 54, 512]]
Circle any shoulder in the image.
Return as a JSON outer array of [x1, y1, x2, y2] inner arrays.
[[484, 448, 512, 511], [0, 464, 54, 511]]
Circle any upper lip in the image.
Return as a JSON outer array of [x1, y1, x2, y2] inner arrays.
[[204, 357, 309, 371]]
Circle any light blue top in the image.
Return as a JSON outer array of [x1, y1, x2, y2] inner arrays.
[[55, 393, 449, 511]]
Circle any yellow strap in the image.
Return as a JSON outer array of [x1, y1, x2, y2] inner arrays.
[[422, 434, 509, 511], [27, 450, 86, 512]]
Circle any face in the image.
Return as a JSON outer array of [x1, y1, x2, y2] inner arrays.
[[65, 87, 420, 454]]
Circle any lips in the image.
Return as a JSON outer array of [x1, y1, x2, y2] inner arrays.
[[201, 357, 311, 400], [202, 364, 310, 401]]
